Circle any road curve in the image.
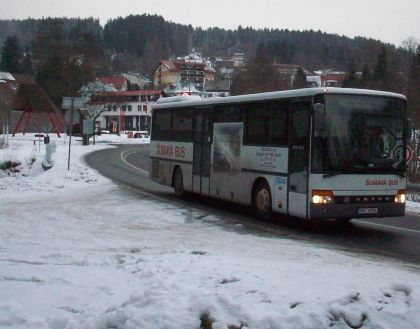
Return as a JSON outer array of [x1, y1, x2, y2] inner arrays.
[[85, 144, 420, 267]]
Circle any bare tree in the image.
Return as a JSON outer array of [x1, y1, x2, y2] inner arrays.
[[401, 37, 419, 54], [79, 80, 116, 124]]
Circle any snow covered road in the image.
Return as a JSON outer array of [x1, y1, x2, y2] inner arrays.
[[1, 135, 420, 328]]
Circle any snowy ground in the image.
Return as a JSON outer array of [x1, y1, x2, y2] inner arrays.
[[0, 134, 420, 329]]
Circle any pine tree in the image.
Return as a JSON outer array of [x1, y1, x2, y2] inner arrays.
[[0, 35, 22, 73], [293, 68, 307, 89], [33, 19, 68, 105], [373, 46, 389, 90], [407, 46, 420, 127], [360, 63, 371, 89], [342, 59, 358, 88], [21, 47, 33, 74]]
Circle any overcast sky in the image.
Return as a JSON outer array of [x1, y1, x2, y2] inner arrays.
[[1, 0, 419, 46]]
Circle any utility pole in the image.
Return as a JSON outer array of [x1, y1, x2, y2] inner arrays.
[[68, 98, 74, 170]]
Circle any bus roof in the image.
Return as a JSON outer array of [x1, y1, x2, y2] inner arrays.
[[152, 87, 406, 110]]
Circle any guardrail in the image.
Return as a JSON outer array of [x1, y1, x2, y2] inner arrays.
[[407, 183, 420, 202]]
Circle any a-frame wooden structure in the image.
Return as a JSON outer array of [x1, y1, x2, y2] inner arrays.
[[10, 75, 65, 137]]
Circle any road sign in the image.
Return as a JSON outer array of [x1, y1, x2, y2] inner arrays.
[[83, 120, 94, 134], [406, 145, 413, 163], [62, 97, 85, 109], [392, 145, 413, 164]]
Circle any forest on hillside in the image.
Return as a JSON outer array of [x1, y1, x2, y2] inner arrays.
[[1, 15, 414, 72], [0, 14, 419, 124]]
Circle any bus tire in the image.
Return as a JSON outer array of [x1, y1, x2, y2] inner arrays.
[[173, 167, 185, 198], [253, 180, 272, 220]]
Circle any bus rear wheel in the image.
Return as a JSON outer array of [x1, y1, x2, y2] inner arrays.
[[253, 181, 272, 220], [173, 167, 185, 198]]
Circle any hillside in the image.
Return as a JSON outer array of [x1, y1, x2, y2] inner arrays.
[[0, 14, 409, 74]]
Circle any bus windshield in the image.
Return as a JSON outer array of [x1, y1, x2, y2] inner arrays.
[[312, 94, 406, 175]]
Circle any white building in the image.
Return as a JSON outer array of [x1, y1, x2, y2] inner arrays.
[[90, 90, 161, 132]]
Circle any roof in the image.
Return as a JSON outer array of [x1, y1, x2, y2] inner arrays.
[[158, 60, 215, 73], [273, 64, 313, 75], [204, 80, 231, 92], [321, 73, 346, 84], [153, 87, 406, 110], [160, 60, 180, 72], [99, 90, 161, 97], [122, 73, 152, 82], [89, 90, 161, 105], [12, 80, 60, 114], [96, 76, 127, 90], [0, 72, 15, 81], [0, 73, 59, 114]]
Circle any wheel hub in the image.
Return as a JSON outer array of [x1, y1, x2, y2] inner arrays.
[[256, 189, 270, 211]]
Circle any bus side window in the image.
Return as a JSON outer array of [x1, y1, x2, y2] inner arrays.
[[172, 108, 193, 142], [245, 103, 269, 145], [269, 102, 288, 146], [152, 110, 171, 140], [215, 105, 243, 122]]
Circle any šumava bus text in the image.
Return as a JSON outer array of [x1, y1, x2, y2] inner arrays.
[[156, 144, 186, 158]]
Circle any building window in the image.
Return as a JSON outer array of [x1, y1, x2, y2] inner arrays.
[[122, 105, 126, 112], [128, 105, 132, 112], [138, 105, 141, 111], [112, 106, 117, 112]]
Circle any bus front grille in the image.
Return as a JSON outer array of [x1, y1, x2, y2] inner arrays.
[[334, 195, 395, 204]]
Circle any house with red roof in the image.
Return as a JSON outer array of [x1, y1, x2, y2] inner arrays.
[[320, 72, 346, 87], [96, 76, 128, 91]]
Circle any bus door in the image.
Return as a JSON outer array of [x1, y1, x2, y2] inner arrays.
[[288, 101, 311, 218], [192, 108, 213, 196], [210, 121, 243, 200]]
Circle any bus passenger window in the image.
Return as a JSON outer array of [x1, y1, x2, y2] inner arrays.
[[172, 109, 193, 141], [215, 105, 243, 122], [246, 104, 269, 145], [152, 110, 171, 140], [269, 104, 288, 146]]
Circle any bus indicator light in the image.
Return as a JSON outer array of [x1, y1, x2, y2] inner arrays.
[[395, 190, 406, 203]]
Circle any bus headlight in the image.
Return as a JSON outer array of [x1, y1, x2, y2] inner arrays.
[[395, 190, 406, 203], [312, 190, 334, 204]]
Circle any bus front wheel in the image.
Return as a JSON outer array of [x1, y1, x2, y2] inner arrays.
[[253, 181, 272, 220], [173, 167, 185, 198]]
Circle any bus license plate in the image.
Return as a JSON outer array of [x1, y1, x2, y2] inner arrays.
[[358, 208, 378, 214]]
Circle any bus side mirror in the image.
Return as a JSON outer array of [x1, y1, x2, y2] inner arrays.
[[313, 103, 326, 137]]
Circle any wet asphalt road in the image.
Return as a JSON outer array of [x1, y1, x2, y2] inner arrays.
[[85, 144, 420, 268]]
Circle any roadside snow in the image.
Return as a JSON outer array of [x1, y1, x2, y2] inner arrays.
[[0, 134, 419, 329]]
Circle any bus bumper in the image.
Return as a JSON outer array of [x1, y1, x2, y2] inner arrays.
[[310, 203, 405, 220]]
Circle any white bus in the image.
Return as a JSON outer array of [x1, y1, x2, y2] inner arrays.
[[150, 88, 408, 221]]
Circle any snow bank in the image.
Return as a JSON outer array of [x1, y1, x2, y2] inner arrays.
[[1, 134, 420, 329], [0, 133, 146, 199]]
